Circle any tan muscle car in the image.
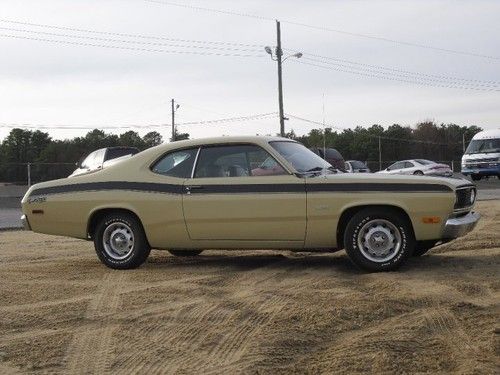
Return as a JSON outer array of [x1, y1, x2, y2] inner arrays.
[[21, 136, 480, 271]]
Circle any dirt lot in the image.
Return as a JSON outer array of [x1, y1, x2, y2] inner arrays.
[[0, 202, 499, 374]]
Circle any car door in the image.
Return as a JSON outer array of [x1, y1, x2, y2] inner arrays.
[[182, 143, 306, 241], [404, 161, 416, 174], [387, 161, 405, 174]]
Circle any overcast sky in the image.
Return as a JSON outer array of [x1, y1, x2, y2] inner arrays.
[[0, 0, 499, 142]]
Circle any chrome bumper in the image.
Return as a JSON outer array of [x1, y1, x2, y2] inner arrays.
[[21, 214, 31, 231], [442, 212, 480, 239]]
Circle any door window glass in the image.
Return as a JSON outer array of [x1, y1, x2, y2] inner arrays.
[[389, 162, 404, 170], [404, 161, 414, 168], [152, 148, 198, 178], [194, 144, 287, 178]]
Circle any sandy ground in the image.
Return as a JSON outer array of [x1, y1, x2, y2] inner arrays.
[[0, 202, 498, 374]]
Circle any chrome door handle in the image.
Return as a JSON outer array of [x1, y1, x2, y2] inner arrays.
[[185, 185, 203, 194]]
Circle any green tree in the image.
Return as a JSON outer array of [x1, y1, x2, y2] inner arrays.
[[143, 131, 163, 148]]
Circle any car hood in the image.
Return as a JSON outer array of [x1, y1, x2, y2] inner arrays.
[[306, 172, 472, 190]]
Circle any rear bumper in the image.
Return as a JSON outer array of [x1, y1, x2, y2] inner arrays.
[[442, 212, 480, 239], [21, 214, 31, 231]]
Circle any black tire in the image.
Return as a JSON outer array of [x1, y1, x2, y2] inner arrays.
[[343, 208, 415, 272], [168, 250, 203, 257], [413, 170, 424, 176], [471, 175, 481, 181], [412, 240, 437, 257], [93, 212, 151, 269]]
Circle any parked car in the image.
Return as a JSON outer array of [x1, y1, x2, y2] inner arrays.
[[461, 129, 500, 181], [309, 147, 346, 171], [70, 147, 139, 177], [345, 160, 370, 173], [21, 136, 479, 272], [377, 159, 452, 177]]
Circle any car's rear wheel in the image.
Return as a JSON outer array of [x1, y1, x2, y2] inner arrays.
[[344, 208, 415, 271], [94, 213, 150, 269], [471, 175, 482, 181], [413, 170, 424, 176], [168, 250, 203, 257], [412, 240, 437, 256]]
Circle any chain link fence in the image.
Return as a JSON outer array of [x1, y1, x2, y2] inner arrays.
[[0, 160, 463, 187], [364, 160, 460, 173], [0, 163, 76, 186]]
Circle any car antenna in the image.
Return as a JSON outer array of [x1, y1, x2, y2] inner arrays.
[[322, 93, 327, 177]]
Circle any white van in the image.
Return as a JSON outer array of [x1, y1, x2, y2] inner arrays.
[[461, 129, 500, 180]]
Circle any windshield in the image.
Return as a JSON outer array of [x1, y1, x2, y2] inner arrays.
[[465, 139, 500, 154], [270, 141, 332, 173]]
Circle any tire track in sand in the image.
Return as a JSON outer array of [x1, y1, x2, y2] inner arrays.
[[64, 272, 125, 374]]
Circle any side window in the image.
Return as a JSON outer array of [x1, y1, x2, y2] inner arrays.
[[194, 144, 287, 178], [152, 148, 198, 178], [389, 162, 403, 170], [93, 149, 105, 167], [81, 151, 96, 169], [404, 162, 414, 168]]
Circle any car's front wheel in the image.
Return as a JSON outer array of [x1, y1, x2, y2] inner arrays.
[[168, 250, 203, 257], [344, 208, 415, 271], [94, 212, 151, 269]]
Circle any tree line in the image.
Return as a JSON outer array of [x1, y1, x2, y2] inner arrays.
[[288, 121, 481, 170], [0, 121, 481, 184]]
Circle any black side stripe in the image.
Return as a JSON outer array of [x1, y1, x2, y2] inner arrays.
[[306, 183, 452, 193], [29, 181, 452, 197], [30, 182, 183, 196]]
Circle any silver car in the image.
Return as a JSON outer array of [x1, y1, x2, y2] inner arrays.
[[377, 159, 453, 177], [345, 160, 370, 173]]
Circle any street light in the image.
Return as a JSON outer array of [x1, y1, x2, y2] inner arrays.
[[264, 21, 302, 137]]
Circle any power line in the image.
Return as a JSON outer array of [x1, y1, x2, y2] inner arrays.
[[142, 0, 273, 21], [0, 19, 265, 48], [298, 55, 499, 89], [0, 26, 263, 53], [292, 59, 500, 92], [0, 33, 265, 58], [284, 49, 500, 86], [141, 0, 500, 61], [0, 113, 278, 130]]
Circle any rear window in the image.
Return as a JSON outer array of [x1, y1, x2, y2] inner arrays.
[[105, 148, 139, 162], [415, 159, 433, 165], [350, 160, 366, 168]]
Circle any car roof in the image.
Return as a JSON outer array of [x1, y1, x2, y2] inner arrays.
[[156, 135, 295, 150]]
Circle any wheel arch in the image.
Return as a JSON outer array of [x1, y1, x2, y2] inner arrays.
[[336, 204, 414, 249], [87, 206, 146, 240]]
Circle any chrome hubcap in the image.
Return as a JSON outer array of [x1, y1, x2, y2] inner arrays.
[[357, 219, 402, 262], [103, 222, 134, 260]]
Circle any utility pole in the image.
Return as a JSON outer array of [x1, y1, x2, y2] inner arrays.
[[462, 133, 466, 152], [265, 22, 302, 137], [276, 20, 285, 137], [171, 98, 176, 142], [378, 136, 382, 171]]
